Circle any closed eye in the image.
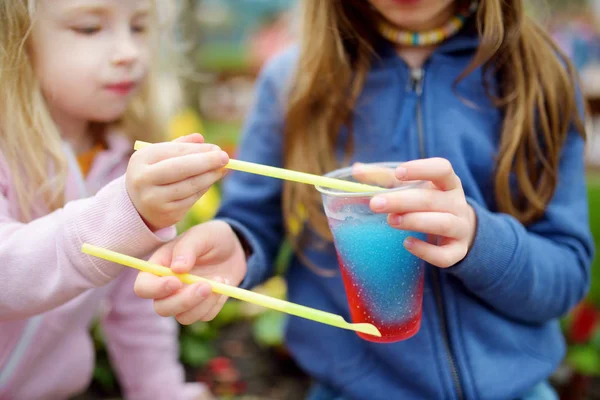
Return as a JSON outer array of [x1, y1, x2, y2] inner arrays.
[[72, 26, 102, 35]]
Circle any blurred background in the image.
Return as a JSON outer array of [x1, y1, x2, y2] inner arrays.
[[80, 1, 600, 399]]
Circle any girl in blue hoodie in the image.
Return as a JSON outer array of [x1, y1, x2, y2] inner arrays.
[[135, 0, 594, 398]]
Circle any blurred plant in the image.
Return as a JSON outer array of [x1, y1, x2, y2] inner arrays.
[[553, 177, 600, 399], [179, 300, 240, 368], [168, 107, 205, 140], [564, 302, 600, 375], [90, 323, 120, 396]]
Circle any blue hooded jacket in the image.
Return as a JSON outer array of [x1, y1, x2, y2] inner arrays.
[[216, 30, 594, 400]]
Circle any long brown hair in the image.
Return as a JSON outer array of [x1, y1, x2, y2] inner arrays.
[[283, 0, 586, 249]]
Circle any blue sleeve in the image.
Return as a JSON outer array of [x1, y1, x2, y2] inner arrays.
[[215, 51, 297, 289], [447, 123, 594, 324]]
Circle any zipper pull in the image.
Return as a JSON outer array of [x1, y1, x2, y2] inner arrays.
[[410, 68, 424, 95]]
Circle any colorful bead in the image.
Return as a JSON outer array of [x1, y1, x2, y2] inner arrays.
[[378, 0, 479, 47]]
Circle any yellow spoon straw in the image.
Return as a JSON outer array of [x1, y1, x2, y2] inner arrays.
[[82, 244, 381, 337], [134, 140, 383, 194]]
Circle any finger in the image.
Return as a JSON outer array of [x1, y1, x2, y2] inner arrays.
[[388, 212, 467, 239], [396, 158, 461, 191], [156, 169, 226, 201], [153, 282, 213, 318], [148, 150, 229, 185], [176, 277, 227, 324], [148, 240, 178, 266], [370, 188, 455, 214], [352, 163, 397, 188], [404, 236, 467, 268], [202, 292, 229, 321], [173, 133, 205, 143], [134, 272, 183, 299], [141, 142, 221, 164], [175, 293, 223, 325], [162, 190, 208, 221], [169, 226, 215, 273]]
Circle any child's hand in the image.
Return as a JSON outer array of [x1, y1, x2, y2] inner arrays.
[[134, 220, 248, 325], [126, 134, 229, 230], [368, 158, 477, 268]]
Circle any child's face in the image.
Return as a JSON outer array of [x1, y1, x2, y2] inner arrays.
[[368, 0, 456, 31], [30, 0, 152, 124]]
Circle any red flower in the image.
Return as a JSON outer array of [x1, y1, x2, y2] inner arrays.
[[571, 302, 599, 343]]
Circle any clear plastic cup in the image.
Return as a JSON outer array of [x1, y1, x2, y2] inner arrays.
[[316, 162, 427, 343]]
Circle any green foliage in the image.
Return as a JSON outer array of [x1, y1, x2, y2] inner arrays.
[[567, 345, 600, 376], [253, 310, 286, 348], [586, 175, 600, 306], [90, 323, 119, 394]]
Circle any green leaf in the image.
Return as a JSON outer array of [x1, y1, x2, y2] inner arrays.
[[180, 335, 216, 368], [187, 321, 212, 336], [566, 345, 600, 375], [91, 321, 106, 350], [274, 240, 293, 275], [252, 310, 285, 348], [586, 179, 600, 306], [210, 300, 241, 328], [93, 357, 116, 391], [176, 212, 199, 234], [591, 328, 600, 350]]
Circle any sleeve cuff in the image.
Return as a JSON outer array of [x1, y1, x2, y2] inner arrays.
[[66, 175, 177, 285], [217, 217, 269, 290], [445, 198, 521, 291]]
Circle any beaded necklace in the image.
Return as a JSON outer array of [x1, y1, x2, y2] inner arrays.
[[378, 0, 479, 47]]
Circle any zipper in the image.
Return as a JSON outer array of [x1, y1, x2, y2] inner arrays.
[[411, 68, 426, 159], [432, 266, 464, 400], [411, 67, 464, 400], [393, 70, 422, 149]]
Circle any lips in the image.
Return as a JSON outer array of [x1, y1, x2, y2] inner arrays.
[[105, 81, 137, 95], [390, 0, 421, 5]]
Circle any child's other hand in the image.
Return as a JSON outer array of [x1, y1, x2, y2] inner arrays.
[[134, 220, 248, 325], [368, 158, 477, 268], [126, 134, 229, 230]]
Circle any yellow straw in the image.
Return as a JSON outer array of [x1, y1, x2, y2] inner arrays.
[[134, 140, 383, 193], [82, 244, 381, 337]]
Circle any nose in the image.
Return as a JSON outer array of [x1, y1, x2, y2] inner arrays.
[[111, 30, 140, 67]]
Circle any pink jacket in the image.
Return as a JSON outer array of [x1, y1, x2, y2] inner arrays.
[[0, 133, 206, 399]]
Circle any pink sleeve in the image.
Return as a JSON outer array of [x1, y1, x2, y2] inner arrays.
[[0, 175, 176, 320], [101, 269, 209, 400]]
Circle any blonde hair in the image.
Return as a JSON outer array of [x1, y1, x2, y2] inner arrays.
[[283, 0, 587, 248], [0, 0, 166, 221]]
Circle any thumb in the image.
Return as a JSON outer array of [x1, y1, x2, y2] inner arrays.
[[173, 133, 205, 144], [170, 226, 213, 274], [148, 239, 177, 267], [352, 162, 397, 188]]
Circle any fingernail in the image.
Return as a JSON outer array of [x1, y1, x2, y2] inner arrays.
[[396, 167, 407, 179], [220, 151, 229, 165], [164, 280, 178, 293], [371, 197, 387, 210], [404, 237, 414, 249], [172, 256, 187, 268], [196, 284, 211, 298], [224, 278, 231, 285], [211, 144, 221, 151], [390, 215, 402, 225]]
